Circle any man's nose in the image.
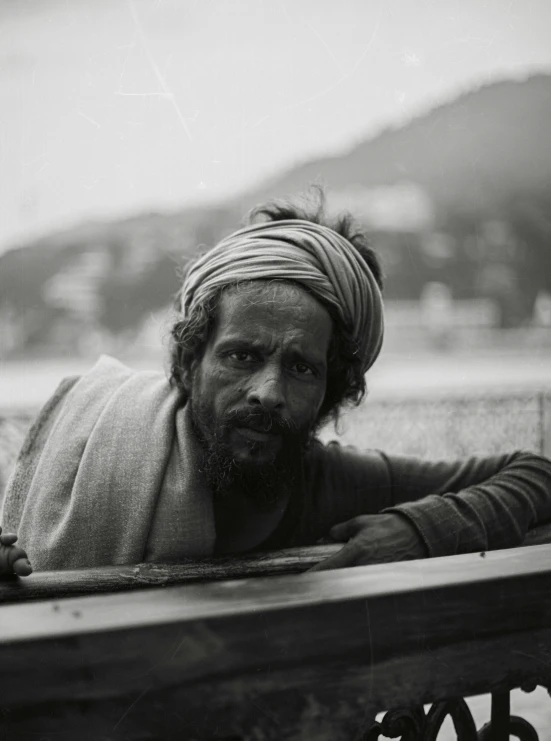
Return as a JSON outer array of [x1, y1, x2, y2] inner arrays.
[[247, 367, 285, 410]]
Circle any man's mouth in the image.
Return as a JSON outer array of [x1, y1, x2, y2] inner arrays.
[[234, 425, 280, 443]]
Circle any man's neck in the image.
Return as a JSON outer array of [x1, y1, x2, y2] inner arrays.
[[213, 488, 291, 555]]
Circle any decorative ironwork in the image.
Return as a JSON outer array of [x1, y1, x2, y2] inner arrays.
[[425, 699, 478, 741], [478, 716, 540, 741], [364, 706, 426, 740], [475, 691, 539, 741], [365, 691, 540, 741]]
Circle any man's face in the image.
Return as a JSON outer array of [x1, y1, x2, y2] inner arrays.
[[186, 281, 333, 498]]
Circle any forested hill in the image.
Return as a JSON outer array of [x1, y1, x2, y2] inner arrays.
[[1, 73, 550, 355], [238, 73, 551, 213]]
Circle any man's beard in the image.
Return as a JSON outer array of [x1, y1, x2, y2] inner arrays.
[[189, 400, 315, 509]]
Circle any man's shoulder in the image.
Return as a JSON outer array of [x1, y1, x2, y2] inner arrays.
[[0, 374, 81, 516], [310, 437, 380, 457], [18, 376, 81, 457], [307, 438, 389, 476]]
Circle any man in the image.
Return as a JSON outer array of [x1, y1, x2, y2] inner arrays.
[[2, 194, 551, 576]]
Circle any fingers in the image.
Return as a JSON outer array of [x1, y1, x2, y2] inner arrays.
[[12, 558, 33, 577], [308, 541, 362, 572], [0, 528, 32, 577], [7, 545, 29, 569], [329, 516, 370, 543], [0, 532, 18, 546]]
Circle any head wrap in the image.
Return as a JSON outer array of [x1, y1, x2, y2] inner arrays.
[[180, 219, 384, 373]]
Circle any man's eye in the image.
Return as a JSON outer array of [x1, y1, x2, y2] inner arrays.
[[293, 363, 314, 376], [228, 351, 254, 363]]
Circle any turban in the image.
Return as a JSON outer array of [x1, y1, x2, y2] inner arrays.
[[180, 219, 384, 373]]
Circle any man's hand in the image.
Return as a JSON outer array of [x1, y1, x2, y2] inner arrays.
[[0, 527, 32, 577], [308, 513, 426, 572]]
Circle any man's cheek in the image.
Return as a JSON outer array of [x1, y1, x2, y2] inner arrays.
[[291, 396, 322, 428]]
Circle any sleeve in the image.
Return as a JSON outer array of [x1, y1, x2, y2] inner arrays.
[[379, 451, 551, 557], [305, 442, 551, 557], [297, 442, 393, 545]]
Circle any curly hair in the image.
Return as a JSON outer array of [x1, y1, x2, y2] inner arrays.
[[169, 187, 384, 424]]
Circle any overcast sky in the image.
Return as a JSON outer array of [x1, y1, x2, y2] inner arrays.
[[1, 0, 550, 252]]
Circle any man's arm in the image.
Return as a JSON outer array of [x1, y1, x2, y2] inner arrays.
[[307, 445, 551, 570], [380, 451, 551, 557]]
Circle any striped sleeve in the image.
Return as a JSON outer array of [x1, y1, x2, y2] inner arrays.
[[380, 452, 551, 556]]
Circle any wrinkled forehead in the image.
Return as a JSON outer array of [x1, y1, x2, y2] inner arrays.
[[224, 278, 317, 303], [220, 278, 329, 315], [212, 280, 334, 343]]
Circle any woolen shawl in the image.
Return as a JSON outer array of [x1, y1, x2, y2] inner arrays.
[[1, 356, 215, 570]]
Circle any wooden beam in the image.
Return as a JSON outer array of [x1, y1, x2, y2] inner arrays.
[[0, 545, 341, 603], [0, 523, 550, 604], [0, 545, 551, 738]]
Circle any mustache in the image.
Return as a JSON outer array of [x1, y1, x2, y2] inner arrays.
[[223, 408, 297, 434]]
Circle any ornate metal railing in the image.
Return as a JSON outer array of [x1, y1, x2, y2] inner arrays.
[[367, 693, 541, 740]]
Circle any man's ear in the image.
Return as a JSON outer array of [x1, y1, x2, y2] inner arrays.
[[179, 352, 198, 394], [181, 367, 192, 393]]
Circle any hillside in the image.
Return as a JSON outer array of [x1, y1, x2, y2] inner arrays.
[[240, 74, 551, 214], [0, 205, 238, 355], [1, 73, 550, 356]]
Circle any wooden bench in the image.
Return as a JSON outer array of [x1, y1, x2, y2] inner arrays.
[[1, 533, 551, 740]]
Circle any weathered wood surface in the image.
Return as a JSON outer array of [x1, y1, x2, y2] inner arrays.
[[1, 545, 551, 739], [0, 520, 550, 604], [0, 545, 342, 603]]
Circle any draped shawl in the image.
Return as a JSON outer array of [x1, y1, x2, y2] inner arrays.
[[1, 356, 215, 571]]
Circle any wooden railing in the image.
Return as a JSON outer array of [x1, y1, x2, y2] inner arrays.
[[1, 532, 551, 740], [1, 392, 550, 738]]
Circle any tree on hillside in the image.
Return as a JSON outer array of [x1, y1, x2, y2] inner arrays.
[[98, 253, 180, 335]]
